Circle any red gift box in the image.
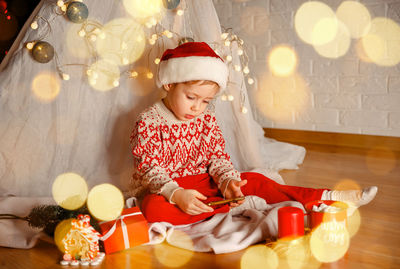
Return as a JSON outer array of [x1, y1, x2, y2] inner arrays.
[[99, 207, 150, 254]]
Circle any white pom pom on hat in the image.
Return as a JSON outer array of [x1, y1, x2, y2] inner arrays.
[[156, 42, 228, 89]]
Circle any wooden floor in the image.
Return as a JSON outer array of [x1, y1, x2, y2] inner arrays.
[[1, 141, 399, 269]]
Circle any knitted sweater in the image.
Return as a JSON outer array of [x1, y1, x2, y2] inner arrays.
[[130, 100, 241, 202]]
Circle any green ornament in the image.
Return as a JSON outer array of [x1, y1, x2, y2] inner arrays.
[[66, 1, 89, 23], [32, 41, 54, 63]]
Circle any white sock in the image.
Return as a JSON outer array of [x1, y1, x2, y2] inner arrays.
[[322, 186, 378, 207]]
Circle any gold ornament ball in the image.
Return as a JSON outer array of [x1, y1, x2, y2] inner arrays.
[[31, 41, 54, 63]]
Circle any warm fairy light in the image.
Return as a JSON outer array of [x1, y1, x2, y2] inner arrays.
[[78, 29, 86, 37], [121, 42, 128, 50], [221, 94, 227, 101], [247, 78, 254, 85], [32, 71, 61, 103], [87, 60, 120, 91], [146, 72, 154, 79], [113, 80, 119, 87], [227, 94, 234, 101], [241, 107, 248, 114], [347, 208, 361, 238], [61, 4, 67, 12], [99, 32, 106, 39], [62, 73, 70, 81], [154, 58, 160, 64], [122, 57, 129, 65], [57, 0, 64, 7], [241, 245, 278, 269], [243, 66, 250, 74], [86, 69, 92, 76], [313, 20, 351, 59], [234, 65, 241, 71], [237, 48, 244, 55], [52, 173, 88, 210], [361, 17, 400, 67], [336, 1, 371, 39], [224, 40, 231, 46], [149, 38, 156, 45], [164, 30, 173, 38], [26, 42, 34, 50], [226, 55, 232, 62], [130, 71, 138, 78], [268, 46, 297, 77], [151, 34, 158, 40], [90, 35, 97, 42], [31, 21, 38, 29], [87, 183, 124, 221], [294, 1, 336, 45], [221, 32, 229, 39], [177, 9, 184, 16]]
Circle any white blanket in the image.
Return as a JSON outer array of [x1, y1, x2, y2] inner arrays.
[[146, 196, 305, 254]]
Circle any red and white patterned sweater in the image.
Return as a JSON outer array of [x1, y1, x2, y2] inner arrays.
[[130, 100, 241, 202]]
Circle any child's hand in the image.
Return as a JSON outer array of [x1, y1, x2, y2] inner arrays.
[[171, 189, 214, 215], [222, 179, 247, 207]]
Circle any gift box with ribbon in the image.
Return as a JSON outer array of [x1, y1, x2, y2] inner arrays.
[[99, 207, 149, 254]]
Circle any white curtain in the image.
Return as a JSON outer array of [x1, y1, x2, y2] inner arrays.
[[0, 0, 304, 247]]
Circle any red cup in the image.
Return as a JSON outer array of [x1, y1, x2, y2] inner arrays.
[[278, 206, 304, 239], [304, 200, 348, 230]]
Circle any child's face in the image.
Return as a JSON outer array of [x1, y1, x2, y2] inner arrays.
[[163, 81, 219, 121]]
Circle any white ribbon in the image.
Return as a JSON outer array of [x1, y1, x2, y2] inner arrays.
[[100, 212, 143, 249]]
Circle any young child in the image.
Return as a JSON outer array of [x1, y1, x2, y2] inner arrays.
[[130, 42, 377, 225]]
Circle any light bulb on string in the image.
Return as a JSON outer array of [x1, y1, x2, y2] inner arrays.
[[226, 55, 232, 62], [241, 107, 248, 114], [61, 4, 67, 12], [221, 94, 227, 101], [243, 66, 250, 74], [113, 80, 119, 87], [221, 33, 229, 40], [154, 58, 160, 64], [234, 65, 241, 72], [237, 49, 243, 56], [57, 0, 64, 7], [146, 72, 153, 79], [149, 38, 156, 45], [224, 40, 231, 46], [31, 21, 38, 30], [62, 73, 70, 81], [78, 29, 86, 37], [26, 42, 34, 50], [177, 9, 184, 16], [247, 78, 254, 85], [228, 95, 234, 101], [90, 35, 97, 42], [122, 58, 129, 65], [130, 71, 138, 78]]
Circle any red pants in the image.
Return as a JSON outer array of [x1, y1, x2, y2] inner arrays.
[[141, 172, 327, 225]]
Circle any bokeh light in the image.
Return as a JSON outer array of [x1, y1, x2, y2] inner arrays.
[[87, 183, 124, 221], [52, 172, 88, 210], [0, 12, 18, 41], [366, 146, 397, 175], [333, 179, 361, 191], [268, 45, 297, 77], [256, 73, 309, 122], [164, 230, 194, 251], [66, 24, 93, 59], [96, 18, 146, 66], [154, 242, 193, 268], [336, 1, 371, 39], [87, 59, 120, 91], [361, 17, 400, 66], [347, 207, 361, 238], [313, 19, 351, 59], [31, 71, 61, 103], [271, 238, 313, 269], [310, 220, 350, 263], [241, 244, 278, 269], [123, 0, 164, 21], [355, 38, 373, 63], [295, 1, 336, 45]]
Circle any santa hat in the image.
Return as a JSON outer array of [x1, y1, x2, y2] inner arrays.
[[156, 42, 228, 89]]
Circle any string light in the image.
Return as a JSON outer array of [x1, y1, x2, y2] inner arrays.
[[61, 4, 67, 12], [130, 71, 138, 78], [113, 80, 119, 87], [146, 72, 153, 79], [243, 66, 250, 74], [227, 95, 234, 101], [241, 106, 248, 114], [248, 78, 254, 85], [226, 55, 232, 62], [62, 73, 70, 80], [78, 29, 86, 37], [57, 0, 64, 7], [31, 21, 38, 30], [234, 64, 241, 71], [26, 42, 35, 50], [154, 58, 160, 64], [221, 94, 228, 101], [177, 9, 184, 16]]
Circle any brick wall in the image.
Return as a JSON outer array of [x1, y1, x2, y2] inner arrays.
[[212, 0, 400, 137]]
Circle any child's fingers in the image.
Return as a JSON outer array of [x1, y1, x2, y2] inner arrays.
[[193, 190, 207, 200]]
